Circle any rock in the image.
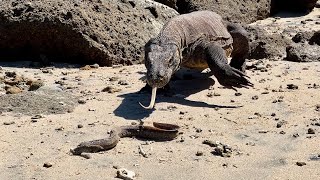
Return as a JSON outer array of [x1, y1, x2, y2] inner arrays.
[[77, 124, 83, 128], [0, 0, 178, 66], [78, 99, 86, 104], [287, 84, 298, 90], [307, 128, 316, 134], [43, 162, 53, 168], [276, 121, 287, 128], [155, 0, 272, 23], [29, 80, 44, 91], [235, 92, 242, 96], [196, 151, 204, 156], [309, 31, 320, 46], [292, 32, 314, 43], [116, 168, 136, 180], [101, 86, 121, 93], [80, 65, 92, 71], [3, 121, 15, 125], [296, 161, 306, 166], [90, 63, 100, 69], [252, 95, 259, 100], [286, 43, 320, 62], [246, 25, 291, 59], [6, 86, 22, 94]]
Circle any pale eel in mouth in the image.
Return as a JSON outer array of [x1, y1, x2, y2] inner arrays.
[[70, 122, 180, 156], [139, 87, 157, 109]]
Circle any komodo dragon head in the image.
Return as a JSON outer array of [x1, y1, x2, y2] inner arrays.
[[139, 38, 181, 109]]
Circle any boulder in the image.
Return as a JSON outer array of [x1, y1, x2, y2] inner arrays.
[[154, 0, 272, 23], [286, 43, 320, 62], [270, 0, 318, 15], [0, 0, 178, 66], [245, 25, 291, 60]]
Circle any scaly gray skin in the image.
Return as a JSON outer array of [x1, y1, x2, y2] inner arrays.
[[140, 11, 253, 109]]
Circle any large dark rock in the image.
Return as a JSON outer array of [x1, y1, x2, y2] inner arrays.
[[245, 25, 291, 60], [0, 0, 178, 66], [270, 0, 318, 15], [286, 43, 320, 62], [154, 0, 272, 23], [309, 30, 320, 45]]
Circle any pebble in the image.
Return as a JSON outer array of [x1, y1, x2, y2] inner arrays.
[[276, 121, 286, 128], [296, 162, 306, 166], [43, 162, 53, 168], [78, 99, 86, 104], [287, 84, 298, 90], [118, 80, 129, 85], [6, 86, 22, 94], [77, 124, 83, 128], [90, 63, 100, 69], [31, 114, 44, 119], [293, 133, 300, 138], [235, 92, 242, 96], [116, 168, 135, 180], [252, 95, 259, 100], [307, 128, 315, 134], [3, 121, 15, 125], [80, 65, 91, 70], [196, 151, 204, 156], [101, 86, 121, 93], [29, 80, 44, 91]]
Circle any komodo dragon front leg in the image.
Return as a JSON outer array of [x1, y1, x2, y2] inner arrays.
[[202, 42, 253, 89], [225, 22, 249, 72]]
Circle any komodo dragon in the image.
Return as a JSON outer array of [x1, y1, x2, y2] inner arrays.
[[140, 10, 253, 109]]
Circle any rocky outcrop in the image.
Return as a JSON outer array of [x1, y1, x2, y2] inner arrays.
[[245, 25, 291, 60], [286, 31, 320, 62], [154, 0, 272, 23], [0, 0, 178, 66], [271, 0, 318, 15]]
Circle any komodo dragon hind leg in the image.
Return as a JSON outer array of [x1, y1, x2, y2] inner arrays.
[[225, 22, 249, 72], [204, 42, 253, 89]]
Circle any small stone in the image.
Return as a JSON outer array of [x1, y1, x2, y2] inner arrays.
[[307, 128, 315, 134], [252, 95, 259, 100], [279, 131, 286, 134], [29, 80, 44, 91], [271, 113, 276, 117], [6, 86, 22, 94], [31, 114, 44, 119], [101, 86, 121, 93], [235, 92, 242, 96], [276, 121, 286, 128], [78, 99, 86, 104], [116, 168, 135, 180], [196, 151, 204, 156], [3, 121, 15, 125], [296, 162, 306, 166], [293, 133, 300, 138], [43, 162, 53, 168], [80, 153, 91, 159], [80, 65, 91, 70], [287, 84, 298, 90], [5, 71, 17, 78], [90, 63, 100, 69], [55, 127, 64, 131], [195, 128, 202, 133], [118, 80, 129, 85], [77, 124, 83, 128]]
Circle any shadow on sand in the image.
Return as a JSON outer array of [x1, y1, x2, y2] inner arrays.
[[114, 71, 242, 120]]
